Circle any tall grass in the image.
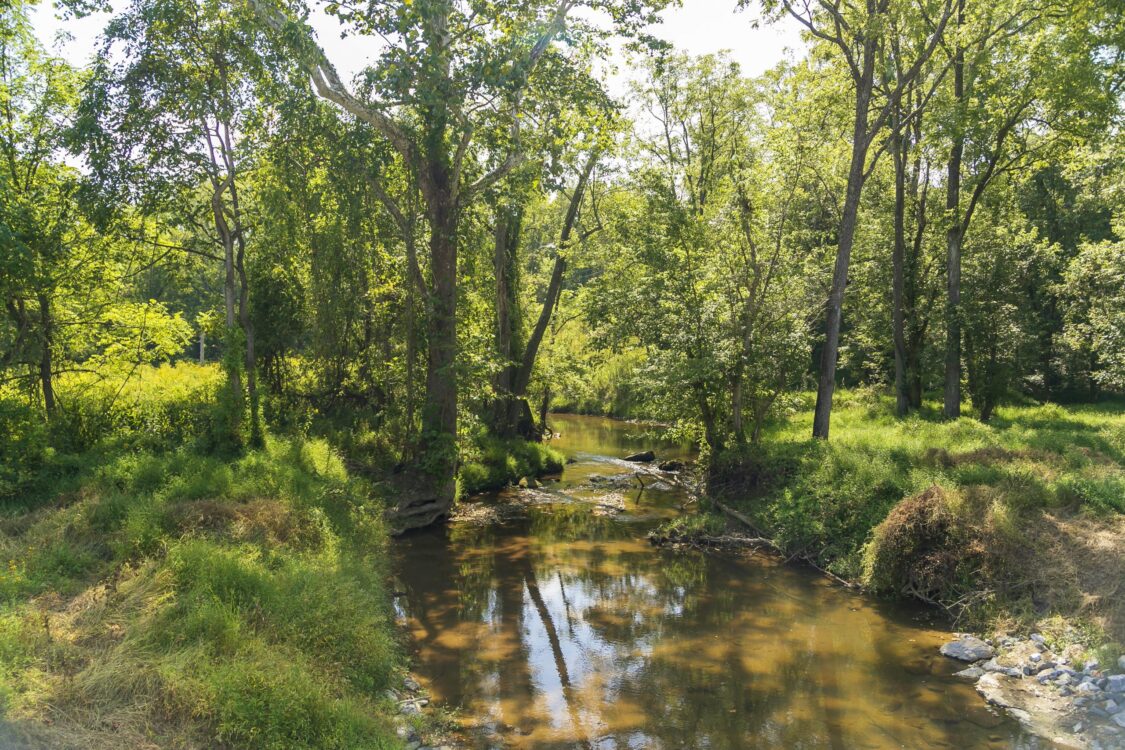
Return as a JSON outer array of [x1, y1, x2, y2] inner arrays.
[[709, 392, 1125, 641], [0, 365, 404, 749]]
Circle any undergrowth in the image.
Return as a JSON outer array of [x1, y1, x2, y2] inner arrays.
[[707, 393, 1125, 645], [458, 435, 564, 495], [0, 366, 405, 749]]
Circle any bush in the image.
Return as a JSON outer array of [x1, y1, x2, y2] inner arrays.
[[0, 393, 51, 502], [862, 486, 979, 603], [458, 436, 565, 494]]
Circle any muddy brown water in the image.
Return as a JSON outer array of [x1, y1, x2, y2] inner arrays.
[[393, 414, 1045, 749]]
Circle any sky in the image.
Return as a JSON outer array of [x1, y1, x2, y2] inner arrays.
[[30, 0, 806, 88]]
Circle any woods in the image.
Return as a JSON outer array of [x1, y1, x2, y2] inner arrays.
[[2, 0, 1125, 746], [4, 0, 1124, 503]]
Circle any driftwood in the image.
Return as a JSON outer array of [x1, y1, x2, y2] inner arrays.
[[707, 497, 858, 590]]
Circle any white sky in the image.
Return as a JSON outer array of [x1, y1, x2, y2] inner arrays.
[[31, 0, 805, 90]]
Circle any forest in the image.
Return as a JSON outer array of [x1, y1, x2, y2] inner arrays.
[[2, 0, 1125, 746]]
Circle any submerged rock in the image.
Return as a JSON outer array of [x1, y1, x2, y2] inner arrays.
[[941, 636, 996, 662], [657, 459, 685, 472], [955, 666, 985, 680]]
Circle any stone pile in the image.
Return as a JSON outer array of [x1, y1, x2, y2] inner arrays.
[[941, 634, 1125, 748]]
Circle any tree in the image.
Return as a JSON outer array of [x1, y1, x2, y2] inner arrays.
[[765, 0, 954, 438], [255, 0, 666, 529], [77, 0, 278, 447], [938, 0, 1116, 418], [2, 0, 190, 426]]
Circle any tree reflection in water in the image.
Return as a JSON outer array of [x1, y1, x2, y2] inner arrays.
[[394, 415, 1029, 749]]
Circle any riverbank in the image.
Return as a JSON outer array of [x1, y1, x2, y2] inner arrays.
[[661, 396, 1125, 748], [0, 433, 412, 749], [705, 396, 1125, 646], [0, 366, 415, 749]]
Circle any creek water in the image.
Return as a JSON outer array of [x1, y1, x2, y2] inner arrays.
[[392, 414, 1043, 749]]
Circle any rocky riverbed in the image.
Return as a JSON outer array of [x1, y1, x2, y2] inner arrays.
[[941, 634, 1125, 749]]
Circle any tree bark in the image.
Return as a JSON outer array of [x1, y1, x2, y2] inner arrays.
[[812, 43, 875, 439], [491, 204, 523, 436], [417, 191, 459, 515], [944, 13, 965, 420], [891, 109, 909, 417], [512, 151, 598, 400], [37, 293, 55, 418]]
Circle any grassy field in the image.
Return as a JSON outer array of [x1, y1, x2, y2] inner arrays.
[[0, 366, 406, 749], [707, 391, 1125, 654]]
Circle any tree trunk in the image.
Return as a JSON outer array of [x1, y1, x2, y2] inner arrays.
[[512, 151, 597, 400], [37, 293, 56, 418], [396, 194, 459, 529], [891, 112, 909, 418], [944, 30, 965, 420], [731, 374, 743, 440], [492, 204, 523, 437], [235, 237, 260, 446], [812, 51, 874, 439]]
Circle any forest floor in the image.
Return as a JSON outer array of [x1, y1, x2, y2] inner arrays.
[[701, 392, 1125, 655]]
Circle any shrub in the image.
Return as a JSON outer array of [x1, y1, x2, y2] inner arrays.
[[458, 436, 565, 494], [0, 393, 51, 502]]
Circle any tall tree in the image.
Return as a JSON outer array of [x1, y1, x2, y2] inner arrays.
[[938, 0, 1114, 418], [256, 0, 665, 529], [766, 0, 954, 438], [77, 0, 276, 446]]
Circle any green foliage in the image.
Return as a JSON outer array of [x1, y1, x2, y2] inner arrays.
[[710, 394, 1125, 581], [459, 436, 565, 495]]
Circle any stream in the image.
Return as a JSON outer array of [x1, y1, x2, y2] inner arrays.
[[392, 414, 1045, 749]]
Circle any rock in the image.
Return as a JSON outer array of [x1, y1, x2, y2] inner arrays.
[[955, 666, 985, 680], [1107, 699, 1122, 714], [401, 702, 421, 716], [1030, 633, 1047, 647], [1074, 722, 1084, 733], [624, 450, 656, 462], [1115, 713, 1125, 729], [657, 459, 685, 472], [1118, 655, 1125, 671], [1108, 675, 1125, 693], [941, 636, 995, 662], [403, 677, 421, 691], [1076, 681, 1101, 695], [1030, 652, 1042, 663], [1085, 659, 1100, 673]]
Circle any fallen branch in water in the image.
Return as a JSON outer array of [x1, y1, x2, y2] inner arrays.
[[709, 498, 858, 590]]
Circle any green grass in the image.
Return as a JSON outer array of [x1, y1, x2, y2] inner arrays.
[[458, 436, 565, 495], [0, 375, 405, 748], [708, 392, 1125, 643]]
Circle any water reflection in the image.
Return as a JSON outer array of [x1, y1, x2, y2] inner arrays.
[[394, 415, 1040, 749]]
